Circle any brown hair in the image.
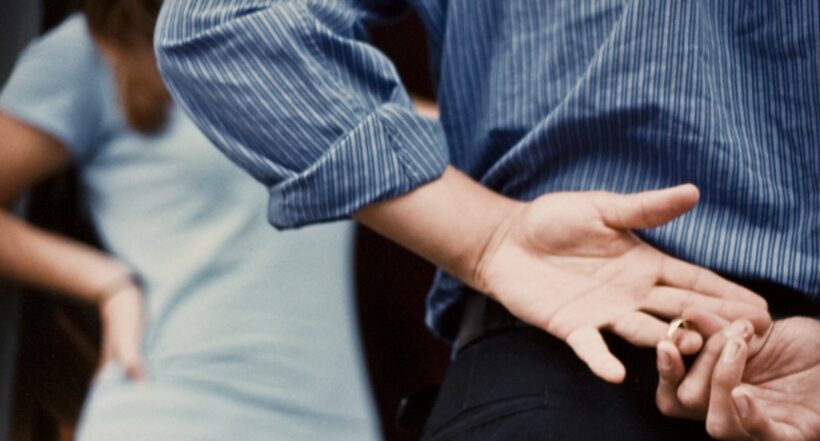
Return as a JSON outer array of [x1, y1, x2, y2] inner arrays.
[[83, 0, 170, 134]]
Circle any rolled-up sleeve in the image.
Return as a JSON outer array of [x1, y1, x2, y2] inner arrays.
[[155, 0, 449, 228]]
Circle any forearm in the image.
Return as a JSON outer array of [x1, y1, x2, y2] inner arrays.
[[0, 209, 131, 303], [354, 166, 523, 290]]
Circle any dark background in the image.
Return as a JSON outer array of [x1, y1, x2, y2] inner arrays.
[[2, 2, 449, 441]]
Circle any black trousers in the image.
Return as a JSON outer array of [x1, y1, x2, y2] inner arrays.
[[421, 327, 712, 441], [420, 278, 820, 440]]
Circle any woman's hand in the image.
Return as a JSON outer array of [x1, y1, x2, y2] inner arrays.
[[474, 185, 771, 383], [98, 279, 147, 381], [1, 114, 149, 380], [656, 313, 820, 440]]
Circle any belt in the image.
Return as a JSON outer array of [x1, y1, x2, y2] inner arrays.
[[453, 293, 527, 354], [454, 279, 820, 355]]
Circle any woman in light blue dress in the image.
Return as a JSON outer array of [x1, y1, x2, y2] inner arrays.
[[0, 2, 380, 439]]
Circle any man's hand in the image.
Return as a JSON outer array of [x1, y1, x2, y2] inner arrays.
[[473, 185, 770, 383], [99, 282, 147, 381], [656, 312, 820, 440], [357, 168, 770, 383]]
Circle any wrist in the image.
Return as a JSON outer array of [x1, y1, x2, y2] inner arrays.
[[431, 174, 524, 288], [469, 201, 526, 296], [94, 265, 141, 305], [355, 166, 523, 289]]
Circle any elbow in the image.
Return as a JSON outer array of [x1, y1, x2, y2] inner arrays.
[[153, 2, 290, 90]]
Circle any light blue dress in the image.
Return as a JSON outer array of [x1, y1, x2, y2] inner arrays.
[[0, 15, 381, 441]]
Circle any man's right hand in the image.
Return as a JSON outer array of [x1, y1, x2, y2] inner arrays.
[[656, 313, 820, 440], [473, 184, 770, 383]]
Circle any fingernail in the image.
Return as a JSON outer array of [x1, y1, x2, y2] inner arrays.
[[734, 392, 749, 418], [658, 349, 672, 372], [722, 339, 741, 362], [739, 321, 752, 340], [724, 321, 748, 338]]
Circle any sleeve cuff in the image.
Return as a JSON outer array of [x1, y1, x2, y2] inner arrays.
[[267, 104, 449, 228]]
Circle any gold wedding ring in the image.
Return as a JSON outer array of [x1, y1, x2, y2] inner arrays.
[[666, 318, 689, 340]]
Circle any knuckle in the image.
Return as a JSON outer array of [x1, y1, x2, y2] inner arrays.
[[717, 300, 733, 318], [689, 268, 705, 291], [705, 333, 727, 353], [679, 294, 696, 310], [655, 394, 679, 416], [677, 385, 706, 410], [615, 317, 641, 340], [712, 368, 734, 388], [705, 418, 733, 439]]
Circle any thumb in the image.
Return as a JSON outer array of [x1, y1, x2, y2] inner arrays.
[[599, 184, 700, 230], [733, 389, 802, 441]]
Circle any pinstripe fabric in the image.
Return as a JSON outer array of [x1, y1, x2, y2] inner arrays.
[[156, 0, 820, 341]]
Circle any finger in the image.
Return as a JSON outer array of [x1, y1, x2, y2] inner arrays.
[[678, 320, 753, 411], [733, 390, 804, 441], [95, 339, 112, 378], [682, 308, 730, 338], [103, 289, 147, 380], [117, 345, 148, 381], [105, 325, 148, 381], [597, 184, 700, 230], [609, 311, 702, 353], [119, 325, 148, 381], [100, 335, 114, 364], [642, 286, 770, 334], [676, 329, 704, 355], [656, 256, 768, 310], [566, 328, 626, 384], [656, 340, 700, 419], [704, 338, 748, 440], [681, 308, 775, 358]]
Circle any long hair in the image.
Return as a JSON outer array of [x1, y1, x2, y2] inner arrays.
[[83, 0, 170, 133]]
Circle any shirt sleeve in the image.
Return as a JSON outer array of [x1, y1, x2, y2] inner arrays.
[[155, 0, 449, 229], [0, 14, 104, 165]]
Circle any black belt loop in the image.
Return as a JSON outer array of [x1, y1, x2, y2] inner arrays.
[[453, 292, 527, 354]]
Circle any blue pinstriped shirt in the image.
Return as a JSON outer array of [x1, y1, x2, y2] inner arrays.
[[156, 0, 820, 341]]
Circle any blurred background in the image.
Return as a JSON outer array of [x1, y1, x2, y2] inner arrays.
[[0, 2, 449, 440]]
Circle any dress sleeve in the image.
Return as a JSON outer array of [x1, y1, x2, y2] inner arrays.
[[156, 0, 449, 229], [0, 14, 105, 165]]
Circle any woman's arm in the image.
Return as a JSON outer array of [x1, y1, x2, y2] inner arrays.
[[0, 113, 133, 300], [0, 113, 70, 208], [0, 113, 145, 379]]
